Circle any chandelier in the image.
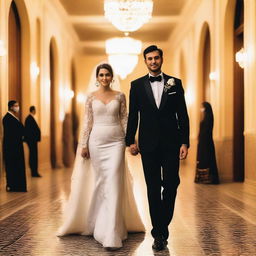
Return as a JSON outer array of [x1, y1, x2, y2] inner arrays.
[[104, 0, 153, 33], [106, 37, 142, 79]]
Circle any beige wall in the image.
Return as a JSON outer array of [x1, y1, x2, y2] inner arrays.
[[165, 0, 256, 184], [0, 0, 78, 173]]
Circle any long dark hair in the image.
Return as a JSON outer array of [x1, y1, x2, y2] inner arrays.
[[96, 63, 113, 77], [202, 101, 214, 128]]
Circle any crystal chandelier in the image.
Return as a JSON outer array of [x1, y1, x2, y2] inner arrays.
[[104, 0, 153, 33], [106, 37, 142, 79]]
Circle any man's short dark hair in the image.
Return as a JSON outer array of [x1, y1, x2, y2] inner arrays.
[[143, 45, 163, 59], [30, 106, 36, 112], [8, 100, 17, 110]]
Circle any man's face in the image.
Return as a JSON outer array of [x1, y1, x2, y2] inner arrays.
[[144, 50, 163, 74], [11, 103, 20, 113]]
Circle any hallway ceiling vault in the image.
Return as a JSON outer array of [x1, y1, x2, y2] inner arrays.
[[59, 0, 189, 55]]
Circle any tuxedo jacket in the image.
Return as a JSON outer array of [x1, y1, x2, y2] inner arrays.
[[24, 114, 41, 142], [125, 73, 190, 153], [2, 113, 25, 154]]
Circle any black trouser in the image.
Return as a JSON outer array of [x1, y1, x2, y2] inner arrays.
[[141, 145, 180, 240], [27, 141, 39, 176]]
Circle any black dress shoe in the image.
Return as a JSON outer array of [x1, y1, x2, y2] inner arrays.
[[152, 238, 167, 251]]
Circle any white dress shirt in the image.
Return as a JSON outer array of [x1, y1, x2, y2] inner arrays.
[[149, 73, 164, 108]]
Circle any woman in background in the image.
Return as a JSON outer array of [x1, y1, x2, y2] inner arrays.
[[195, 102, 219, 184]]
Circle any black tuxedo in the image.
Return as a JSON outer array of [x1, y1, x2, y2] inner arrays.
[[24, 114, 41, 176], [126, 73, 189, 239], [2, 113, 27, 192]]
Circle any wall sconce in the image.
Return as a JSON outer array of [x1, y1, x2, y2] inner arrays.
[[66, 89, 74, 100], [30, 61, 40, 80], [0, 40, 7, 57], [235, 47, 245, 68], [209, 71, 218, 81]]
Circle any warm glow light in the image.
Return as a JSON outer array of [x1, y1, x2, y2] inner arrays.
[[235, 47, 245, 68], [61, 88, 74, 100], [209, 71, 218, 81], [59, 109, 65, 122], [0, 40, 7, 57], [77, 93, 85, 103], [45, 79, 51, 104], [185, 87, 194, 106], [30, 61, 40, 80], [66, 89, 74, 100], [106, 37, 142, 79], [104, 0, 153, 33]]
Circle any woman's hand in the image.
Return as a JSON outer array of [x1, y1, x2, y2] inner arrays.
[[179, 144, 188, 160], [81, 147, 90, 159]]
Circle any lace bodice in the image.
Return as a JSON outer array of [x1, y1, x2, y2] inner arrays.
[[80, 92, 127, 147]]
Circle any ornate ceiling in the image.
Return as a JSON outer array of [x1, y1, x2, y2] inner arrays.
[[59, 0, 189, 55]]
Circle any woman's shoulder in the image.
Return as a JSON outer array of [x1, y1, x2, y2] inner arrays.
[[113, 90, 126, 100]]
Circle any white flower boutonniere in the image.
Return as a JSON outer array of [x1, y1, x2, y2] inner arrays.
[[164, 78, 175, 92]]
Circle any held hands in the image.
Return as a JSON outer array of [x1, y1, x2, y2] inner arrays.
[[81, 147, 90, 159], [179, 144, 188, 160], [129, 144, 139, 156]]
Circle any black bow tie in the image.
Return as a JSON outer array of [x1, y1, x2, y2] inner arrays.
[[149, 75, 162, 83]]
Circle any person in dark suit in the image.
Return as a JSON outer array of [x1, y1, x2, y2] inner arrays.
[[2, 100, 27, 192], [24, 106, 42, 177], [126, 45, 190, 251]]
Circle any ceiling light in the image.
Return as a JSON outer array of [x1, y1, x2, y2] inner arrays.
[[106, 37, 142, 79], [104, 0, 153, 33]]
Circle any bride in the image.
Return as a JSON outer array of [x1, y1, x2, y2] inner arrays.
[[57, 63, 145, 249]]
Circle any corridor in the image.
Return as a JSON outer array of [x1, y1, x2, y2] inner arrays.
[[1, 0, 256, 255], [0, 154, 256, 256]]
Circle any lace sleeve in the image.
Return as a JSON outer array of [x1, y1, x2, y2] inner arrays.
[[119, 93, 128, 133], [80, 95, 93, 148]]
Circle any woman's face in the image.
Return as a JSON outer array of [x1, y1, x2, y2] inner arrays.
[[97, 68, 113, 87]]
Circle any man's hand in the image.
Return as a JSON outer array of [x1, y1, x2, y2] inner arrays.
[[81, 147, 90, 159], [179, 144, 188, 160], [129, 144, 139, 156]]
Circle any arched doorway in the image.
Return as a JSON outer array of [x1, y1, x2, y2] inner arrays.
[[8, 1, 21, 117], [202, 27, 211, 103], [49, 39, 57, 169], [198, 23, 211, 106], [233, 0, 244, 181], [71, 61, 79, 153]]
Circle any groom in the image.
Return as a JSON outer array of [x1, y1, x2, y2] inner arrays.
[[126, 45, 189, 251]]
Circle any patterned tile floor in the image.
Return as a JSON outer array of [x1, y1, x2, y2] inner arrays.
[[0, 154, 256, 255]]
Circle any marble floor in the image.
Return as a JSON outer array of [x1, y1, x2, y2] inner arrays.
[[0, 154, 256, 256]]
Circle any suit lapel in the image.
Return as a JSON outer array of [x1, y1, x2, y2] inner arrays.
[[143, 75, 158, 110], [159, 73, 169, 110]]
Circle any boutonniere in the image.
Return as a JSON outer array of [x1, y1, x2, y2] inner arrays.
[[163, 78, 175, 92]]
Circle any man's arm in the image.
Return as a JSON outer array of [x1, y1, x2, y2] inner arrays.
[[125, 82, 139, 153], [176, 79, 190, 148]]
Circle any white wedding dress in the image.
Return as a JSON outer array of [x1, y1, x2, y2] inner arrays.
[[57, 92, 145, 248]]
